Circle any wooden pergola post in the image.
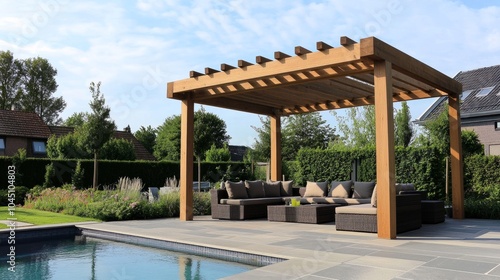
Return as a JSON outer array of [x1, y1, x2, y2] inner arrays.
[[270, 114, 282, 181], [180, 96, 194, 221], [448, 93, 464, 219], [374, 60, 397, 239]]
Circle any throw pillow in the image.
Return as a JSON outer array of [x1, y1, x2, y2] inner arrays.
[[329, 181, 353, 198], [280, 180, 294, 196], [225, 181, 248, 199], [245, 180, 265, 198], [303, 181, 328, 197], [264, 181, 281, 197], [352, 181, 376, 199], [371, 184, 377, 207]]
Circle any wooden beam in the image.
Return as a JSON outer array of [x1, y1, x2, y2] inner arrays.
[[295, 46, 311, 55], [205, 67, 219, 75], [196, 96, 276, 116], [316, 41, 333, 51], [221, 63, 235, 71], [449, 92, 464, 219], [189, 71, 203, 78], [340, 36, 356, 46], [274, 51, 291, 60], [169, 44, 363, 99], [238, 59, 253, 68], [270, 115, 282, 180], [360, 37, 461, 95], [256, 55, 272, 64], [374, 60, 396, 239], [180, 97, 194, 221]]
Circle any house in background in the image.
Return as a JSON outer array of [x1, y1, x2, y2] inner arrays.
[[0, 109, 156, 160], [417, 65, 500, 156], [0, 110, 52, 157]]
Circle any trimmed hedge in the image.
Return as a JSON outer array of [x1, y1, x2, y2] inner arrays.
[[464, 155, 500, 200], [295, 146, 446, 200], [0, 157, 250, 189]]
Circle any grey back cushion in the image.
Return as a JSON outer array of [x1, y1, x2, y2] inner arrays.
[[225, 181, 248, 199], [280, 180, 294, 196], [245, 180, 265, 198], [352, 181, 376, 199], [303, 181, 328, 197], [264, 181, 282, 197], [329, 181, 353, 198]]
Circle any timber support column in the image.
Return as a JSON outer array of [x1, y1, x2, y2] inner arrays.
[[180, 96, 194, 221], [374, 60, 396, 239], [270, 114, 282, 181], [449, 93, 464, 219]]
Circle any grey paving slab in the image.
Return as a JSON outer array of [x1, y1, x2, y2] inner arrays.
[[489, 264, 500, 276], [399, 266, 500, 280], [423, 257, 499, 274], [313, 263, 404, 280]]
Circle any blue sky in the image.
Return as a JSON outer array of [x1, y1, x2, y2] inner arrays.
[[1, 0, 499, 146]]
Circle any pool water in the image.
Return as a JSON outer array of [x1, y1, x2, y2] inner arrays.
[[0, 236, 254, 280]]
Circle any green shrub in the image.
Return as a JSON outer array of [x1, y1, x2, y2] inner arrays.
[[465, 198, 500, 219], [43, 163, 56, 188], [72, 161, 85, 189]]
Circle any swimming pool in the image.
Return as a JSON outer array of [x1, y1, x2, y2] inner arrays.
[[0, 235, 254, 280]]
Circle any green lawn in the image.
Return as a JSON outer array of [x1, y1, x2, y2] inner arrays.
[[0, 206, 97, 227]]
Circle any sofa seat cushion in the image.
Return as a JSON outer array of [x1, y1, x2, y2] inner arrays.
[[300, 197, 370, 205], [220, 197, 283, 206], [335, 204, 377, 215]]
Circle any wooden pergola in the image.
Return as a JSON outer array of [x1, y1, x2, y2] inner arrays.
[[167, 36, 464, 239]]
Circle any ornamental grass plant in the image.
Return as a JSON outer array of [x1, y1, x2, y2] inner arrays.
[[24, 177, 211, 221]]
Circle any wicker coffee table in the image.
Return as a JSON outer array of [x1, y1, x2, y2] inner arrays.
[[267, 204, 340, 224]]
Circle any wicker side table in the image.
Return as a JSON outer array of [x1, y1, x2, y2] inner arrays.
[[267, 204, 340, 224], [421, 200, 445, 224]]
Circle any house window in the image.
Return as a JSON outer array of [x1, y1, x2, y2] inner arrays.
[[461, 89, 473, 101], [32, 141, 47, 154], [476, 86, 495, 97], [0, 138, 5, 150], [496, 121, 500, 131]]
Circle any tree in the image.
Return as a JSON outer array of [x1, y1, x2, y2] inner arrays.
[[100, 138, 136, 160], [251, 113, 336, 161], [282, 112, 336, 160], [154, 107, 230, 161], [64, 112, 88, 127], [331, 105, 375, 148], [250, 116, 271, 162], [134, 125, 156, 154], [205, 144, 231, 162], [0, 50, 24, 110], [20, 57, 65, 125], [83, 81, 115, 189], [154, 115, 181, 161], [394, 101, 414, 147]]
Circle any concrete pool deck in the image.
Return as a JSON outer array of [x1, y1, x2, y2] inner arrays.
[[76, 217, 500, 279]]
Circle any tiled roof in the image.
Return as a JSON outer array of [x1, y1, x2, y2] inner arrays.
[[112, 131, 156, 161], [0, 109, 52, 138], [49, 125, 75, 137], [418, 65, 500, 122]]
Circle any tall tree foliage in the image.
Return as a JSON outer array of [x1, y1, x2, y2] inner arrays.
[[21, 57, 65, 125], [154, 115, 181, 161], [394, 101, 414, 147], [154, 107, 230, 161], [282, 113, 336, 161], [64, 112, 88, 127], [134, 125, 157, 154], [251, 112, 336, 161], [84, 81, 115, 189], [0, 51, 24, 110], [331, 105, 376, 148]]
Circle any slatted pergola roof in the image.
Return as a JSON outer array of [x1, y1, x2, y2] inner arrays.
[[168, 36, 460, 116], [167, 36, 464, 239]]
